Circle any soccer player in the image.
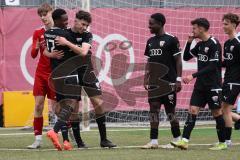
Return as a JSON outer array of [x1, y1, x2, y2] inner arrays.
[[221, 13, 240, 146], [171, 18, 227, 150], [27, 3, 61, 149], [54, 10, 117, 148], [44, 8, 81, 151], [141, 13, 182, 149]]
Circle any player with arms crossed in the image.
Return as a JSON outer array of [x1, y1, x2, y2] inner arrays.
[[222, 13, 240, 146], [27, 3, 60, 149], [54, 10, 117, 148], [141, 13, 182, 149], [171, 18, 227, 150]]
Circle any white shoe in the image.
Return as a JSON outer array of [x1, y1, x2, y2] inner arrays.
[[141, 142, 158, 149], [27, 140, 42, 149], [225, 140, 232, 147], [159, 143, 174, 149]]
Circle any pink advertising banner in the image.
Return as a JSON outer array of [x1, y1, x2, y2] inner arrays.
[[0, 7, 239, 110]]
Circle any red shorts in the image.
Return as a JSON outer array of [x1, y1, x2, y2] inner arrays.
[[33, 73, 56, 100]]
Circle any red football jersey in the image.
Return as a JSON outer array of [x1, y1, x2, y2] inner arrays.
[[31, 27, 51, 76]]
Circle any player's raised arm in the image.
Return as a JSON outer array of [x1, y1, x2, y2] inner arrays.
[[183, 35, 197, 61], [31, 30, 40, 58]]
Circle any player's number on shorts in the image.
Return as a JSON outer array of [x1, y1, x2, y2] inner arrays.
[[46, 39, 55, 52]]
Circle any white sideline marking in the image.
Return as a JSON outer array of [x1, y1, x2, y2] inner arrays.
[[0, 133, 34, 136], [0, 127, 216, 136], [0, 143, 240, 152]]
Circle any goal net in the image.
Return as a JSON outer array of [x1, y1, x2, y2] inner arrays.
[[54, 0, 240, 128]]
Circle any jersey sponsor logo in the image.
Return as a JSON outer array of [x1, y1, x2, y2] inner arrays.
[[159, 41, 165, 47], [230, 45, 235, 52], [224, 53, 233, 60], [198, 54, 208, 62], [204, 47, 209, 53], [45, 33, 57, 39], [149, 49, 162, 56]]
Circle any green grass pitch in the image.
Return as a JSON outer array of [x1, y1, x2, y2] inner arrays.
[[0, 127, 240, 160]]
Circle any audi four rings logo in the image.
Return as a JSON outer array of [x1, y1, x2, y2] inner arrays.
[[198, 54, 208, 62], [224, 53, 233, 60], [149, 49, 162, 56], [20, 33, 135, 86]]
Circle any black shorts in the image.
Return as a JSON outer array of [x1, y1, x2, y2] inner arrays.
[[148, 92, 176, 108], [54, 74, 81, 102], [222, 83, 240, 105], [78, 66, 102, 98], [190, 88, 222, 110]]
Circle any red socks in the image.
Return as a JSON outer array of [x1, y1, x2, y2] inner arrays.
[[33, 117, 43, 136]]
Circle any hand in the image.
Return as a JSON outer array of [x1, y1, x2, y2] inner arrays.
[[39, 40, 46, 49], [175, 81, 182, 92], [51, 50, 64, 59], [55, 36, 69, 46], [187, 34, 195, 43], [36, 39, 40, 50], [183, 75, 193, 84]]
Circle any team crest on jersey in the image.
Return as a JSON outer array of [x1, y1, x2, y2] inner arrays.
[[159, 41, 165, 47], [212, 96, 219, 102], [204, 47, 209, 53], [76, 38, 82, 42], [230, 45, 235, 52], [168, 94, 174, 104], [168, 94, 174, 101], [214, 51, 219, 59]]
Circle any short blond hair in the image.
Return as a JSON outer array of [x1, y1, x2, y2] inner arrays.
[[37, 3, 53, 16]]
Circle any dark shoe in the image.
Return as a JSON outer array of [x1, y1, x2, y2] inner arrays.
[[78, 141, 88, 149], [100, 139, 117, 148]]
